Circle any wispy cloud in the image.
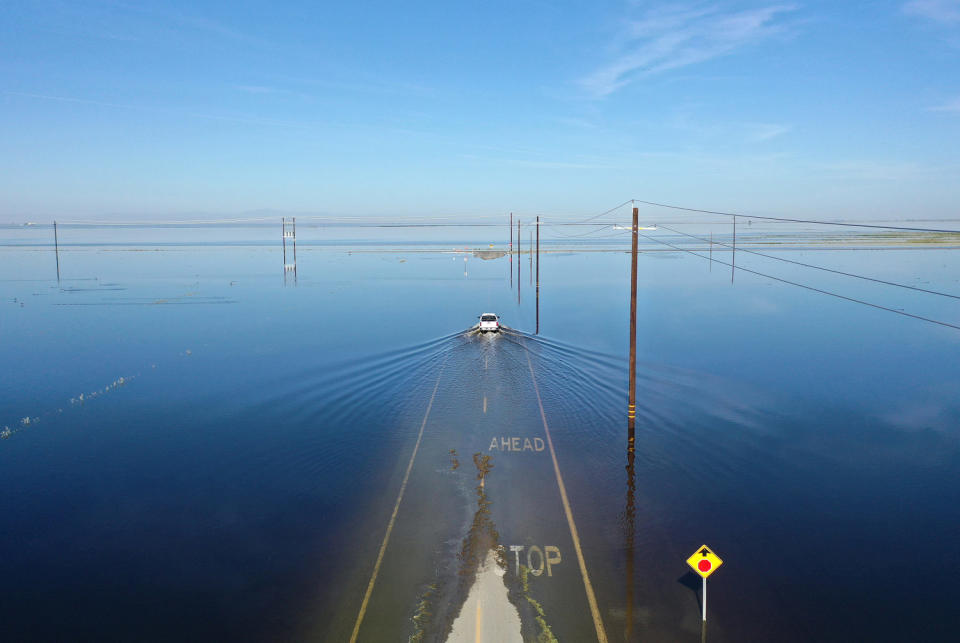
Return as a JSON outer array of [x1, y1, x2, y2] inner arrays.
[[929, 96, 960, 111], [233, 85, 285, 95], [461, 153, 613, 170], [746, 122, 793, 141], [666, 109, 793, 143], [580, 3, 797, 97], [814, 159, 957, 181], [903, 0, 960, 24]]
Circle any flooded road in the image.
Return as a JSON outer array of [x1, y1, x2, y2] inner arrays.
[[1, 228, 959, 641], [339, 329, 609, 642]]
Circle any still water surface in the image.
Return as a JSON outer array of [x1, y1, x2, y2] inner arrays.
[[1, 228, 959, 641]]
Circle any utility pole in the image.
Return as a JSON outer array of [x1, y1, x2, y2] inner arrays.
[[510, 212, 513, 289], [628, 207, 638, 433], [536, 215, 540, 335], [624, 206, 640, 641], [517, 219, 521, 305]]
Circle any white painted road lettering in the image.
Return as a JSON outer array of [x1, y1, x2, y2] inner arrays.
[[509, 545, 562, 577], [489, 437, 545, 452]]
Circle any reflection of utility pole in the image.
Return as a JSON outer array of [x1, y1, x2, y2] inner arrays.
[[282, 217, 297, 284], [624, 419, 636, 641], [536, 216, 540, 335], [53, 221, 60, 283]]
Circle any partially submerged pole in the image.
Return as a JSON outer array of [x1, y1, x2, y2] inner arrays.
[[510, 212, 513, 290], [53, 221, 60, 283], [625, 206, 640, 640], [628, 207, 638, 433], [536, 215, 540, 335], [292, 217, 297, 279], [517, 219, 521, 305], [282, 217, 287, 268]]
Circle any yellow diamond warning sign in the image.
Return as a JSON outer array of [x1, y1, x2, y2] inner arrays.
[[686, 544, 723, 579]]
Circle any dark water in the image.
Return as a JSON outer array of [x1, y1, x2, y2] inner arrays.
[[1, 230, 959, 641]]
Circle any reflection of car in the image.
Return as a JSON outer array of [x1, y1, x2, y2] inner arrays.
[[478, 313, 500, 333]]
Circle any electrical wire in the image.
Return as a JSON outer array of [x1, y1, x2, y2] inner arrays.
[[542, 224, 616, 239], [632, 199, 960, 234], [657, 224, 960, 301], [636, 231, 960, 332]]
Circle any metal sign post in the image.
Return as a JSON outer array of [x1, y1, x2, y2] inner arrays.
[[686, 545, 723, 641]]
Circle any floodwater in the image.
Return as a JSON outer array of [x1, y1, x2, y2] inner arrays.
[[1, 224, 959, 642]]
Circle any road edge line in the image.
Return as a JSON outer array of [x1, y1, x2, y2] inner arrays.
[[348, 366, 444, 643], [525, 349, 609, 643]]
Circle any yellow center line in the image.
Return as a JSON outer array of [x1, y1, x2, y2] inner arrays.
[[475, 598, 483, 642], [525, 349, 609, 643], [348, 367, 444, 643]]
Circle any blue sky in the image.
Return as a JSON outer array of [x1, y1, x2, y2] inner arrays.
[[2, 0, 959, 220]]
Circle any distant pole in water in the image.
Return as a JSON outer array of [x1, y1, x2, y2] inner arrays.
[[53, 221, 60, 283], [510, 212, 513, 290], [731, 215, 736, 284], [628, 207, 638, 434], [282, 217, 287, 268], [530, 231, 533, 284], [536, 215, 540, 335], [292, 217, 298, 280], [517, 219, 521, 305], [509, 212, 513, 252]]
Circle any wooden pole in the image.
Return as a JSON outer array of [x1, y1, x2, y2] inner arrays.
[[536, 216, 540, 335], [282, 217, 287, 268], [625, 206, 640, 641], [517, 220, 521, 305], [628, 207, 638, 433]]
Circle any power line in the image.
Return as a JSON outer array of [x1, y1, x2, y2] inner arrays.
[[632, 199, 960, 234], [543, 224, 616, 239], [657, 224, 960, 301], [576, 199, 635, 224], [637, 231, 960, 332]]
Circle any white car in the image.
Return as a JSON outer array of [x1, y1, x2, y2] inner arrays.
[[478, 313, 500, 333]]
